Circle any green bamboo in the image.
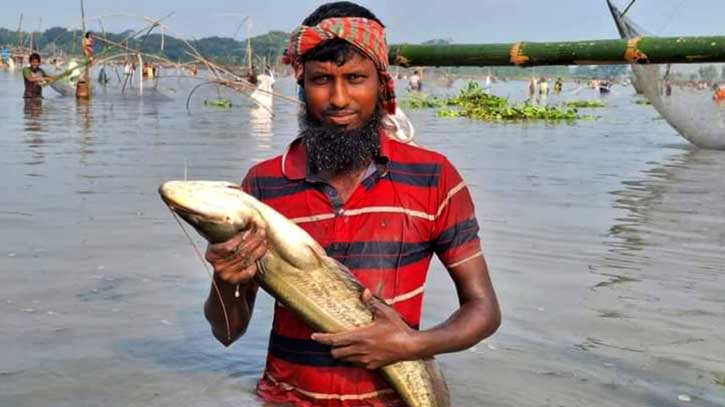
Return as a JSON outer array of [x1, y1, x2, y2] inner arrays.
[[389, 36, 725, 67]]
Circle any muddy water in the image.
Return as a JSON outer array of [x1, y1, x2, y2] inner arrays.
[[1, 71, 723, 406]]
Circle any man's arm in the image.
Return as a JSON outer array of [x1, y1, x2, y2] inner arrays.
[[406, 255, 500, 357], [23, 69, 54, 84], [203, 227, 267, 346], [311, 255, 500, 369], [312, 157, 499, 369]]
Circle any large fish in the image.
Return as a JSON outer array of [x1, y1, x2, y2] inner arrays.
[[159, 180, 449, 407]]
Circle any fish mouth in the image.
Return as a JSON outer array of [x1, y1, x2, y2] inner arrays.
[[162, 198, 207, 219], [158, 181, 242, 219], [158, 182, 248, 244]]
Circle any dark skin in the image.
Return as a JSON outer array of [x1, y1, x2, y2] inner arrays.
[[205, 52, 501, 365], [24, 58, 54, 84]]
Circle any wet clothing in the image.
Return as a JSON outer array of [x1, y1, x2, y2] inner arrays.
[[281, 17, 397, 115], [243, 132, 483, 406], [22, 67, 47, 99]]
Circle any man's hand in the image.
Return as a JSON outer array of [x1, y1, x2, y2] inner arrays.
[[205, 226, 267, 284], [311, 289, 421, 370]]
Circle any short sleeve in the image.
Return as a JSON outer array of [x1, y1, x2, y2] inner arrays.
[[431, 158, 483, 268]]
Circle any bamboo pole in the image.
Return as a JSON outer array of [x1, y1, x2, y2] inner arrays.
[[17, 14, 23, 49], [389, 36, 725, 67]]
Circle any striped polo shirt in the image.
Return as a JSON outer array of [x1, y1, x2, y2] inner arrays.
[[244, 132, 483, 406]]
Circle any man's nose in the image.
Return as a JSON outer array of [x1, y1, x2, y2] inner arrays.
[[329, 78, 350, 109]]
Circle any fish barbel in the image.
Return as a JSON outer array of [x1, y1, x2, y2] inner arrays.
[[159, 180, 449, 407]]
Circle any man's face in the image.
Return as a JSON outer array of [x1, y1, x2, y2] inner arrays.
[[303, 52, 380, 130], [30, 58, 40, 70]]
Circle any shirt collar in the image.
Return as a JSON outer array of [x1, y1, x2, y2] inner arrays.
[[282, 131, 392, 181]]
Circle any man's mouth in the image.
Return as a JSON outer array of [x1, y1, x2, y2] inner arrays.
[[325, 111, 357, 126]]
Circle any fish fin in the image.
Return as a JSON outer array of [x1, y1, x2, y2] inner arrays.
[[425, 357, 450, 407], [374, 280, 385, 298], [305, 245, 366, 293], [305, 244, 329, 267]]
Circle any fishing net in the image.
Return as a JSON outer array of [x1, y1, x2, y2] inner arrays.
[[608, 0, 725, 149]]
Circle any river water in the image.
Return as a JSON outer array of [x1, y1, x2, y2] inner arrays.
[[1, 70, 723, 406]]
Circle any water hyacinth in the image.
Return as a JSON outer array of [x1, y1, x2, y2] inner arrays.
[[566, 100, 606, 108], [402, 81, 591, 122], [204, 98, 233, 108], [400, 92, 447, 109]]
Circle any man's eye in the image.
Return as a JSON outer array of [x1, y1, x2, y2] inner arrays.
[[311, 75, 329, 83], [348, 74, 365, 82]]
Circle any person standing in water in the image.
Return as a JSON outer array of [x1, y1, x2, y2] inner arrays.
[[528, 77, 538, 101], [203, 2, 500, 405], [22, 53, 54, 99], [408, 69, 422, 91], [83, 32, 95, 61]]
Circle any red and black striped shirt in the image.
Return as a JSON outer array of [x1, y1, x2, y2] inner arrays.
[[244, 132, 483, 406]]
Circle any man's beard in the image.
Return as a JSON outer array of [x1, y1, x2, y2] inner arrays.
[[301, 102, 383, 178]]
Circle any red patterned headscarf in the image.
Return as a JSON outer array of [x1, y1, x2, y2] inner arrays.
[[281, 17, 396, 115]]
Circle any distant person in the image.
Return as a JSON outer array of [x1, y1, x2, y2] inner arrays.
[[250, 65, 276, 110], [665, 80, 672, 97], [408, 69, 422, 91], [83, 32, 95, 60], [539, 77, 549, 96], [247, 66, 259, 85], [712, 84, 725, 103], [554, 77, 563, 95], [97, 66, 109, 85], [22, 53, 54, 99], [528, 77, 538, 100], [124, 61, 133, 81]]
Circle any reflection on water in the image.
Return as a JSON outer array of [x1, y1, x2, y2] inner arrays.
[[605, 148, 725, 273], [23, 99, 46, 166], [250, 106, 274, 150], [582, 147, 725, 406], [1, 70, 724, 407]]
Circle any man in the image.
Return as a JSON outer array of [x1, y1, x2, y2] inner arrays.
[[204, 2, 500, 406], [408, 69, 422, 91], [539, 77, 549, 96], [528, 77, 537, 101], [713, 84, 725, 103], [83, 31, 95, 60], [22, 53, 54, 99]]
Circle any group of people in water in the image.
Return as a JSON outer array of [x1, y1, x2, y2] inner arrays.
[[527, 76, 564, 101]]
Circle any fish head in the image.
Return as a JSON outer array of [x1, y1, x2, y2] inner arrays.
[[159, 180, 259, 244]]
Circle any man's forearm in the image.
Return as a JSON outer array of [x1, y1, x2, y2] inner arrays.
[[203, 275, 258, 346], [410, 298, 500, 359]]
